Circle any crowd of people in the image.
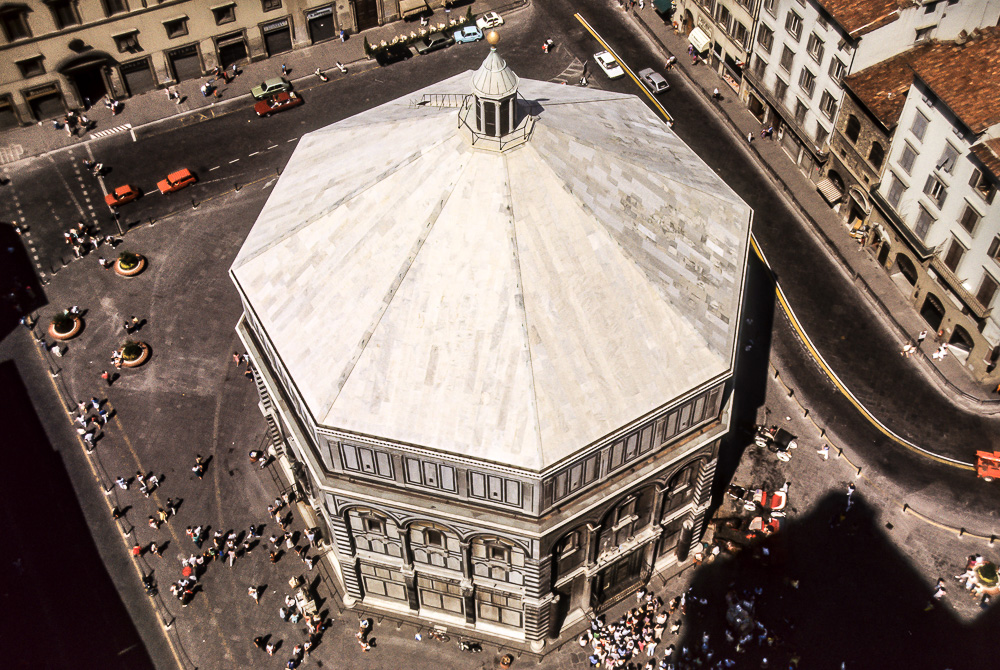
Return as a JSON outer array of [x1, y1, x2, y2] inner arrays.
[[579, 584, 797, 670]]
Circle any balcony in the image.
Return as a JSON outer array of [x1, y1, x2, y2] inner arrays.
[[929, 256, 992, 320]]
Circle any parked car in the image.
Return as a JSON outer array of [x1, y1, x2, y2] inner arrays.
[[454, 26, 484, 43], [251, 77, 291, 100], [157, 168, 197, 194], [105, 185, 139, 207], [476, 11, 504, 31], [415, 32, 455, 54], [375, 43, 413, 66], [638, 68, 670, 94], [594, 51, 625, 79], [254, 91, 304, 117]]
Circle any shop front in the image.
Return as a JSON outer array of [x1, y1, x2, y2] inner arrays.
[[23, 83, 66, 121], [120, 57, 156, 96], [262, 18, 293, 55], [216, 31, 249, 68], [168, 44, 202, 82], [307, 6, 337, 43]]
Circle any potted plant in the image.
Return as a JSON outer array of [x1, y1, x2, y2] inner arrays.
[[977, 562, 998, 588], [120, 340, 150, 368], [115, 250, 147, 277], [48, 310, 82, 340]]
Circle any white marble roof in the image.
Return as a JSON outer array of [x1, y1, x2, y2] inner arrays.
[[472, 47, 519, 99], [231, 70, 751, 472]]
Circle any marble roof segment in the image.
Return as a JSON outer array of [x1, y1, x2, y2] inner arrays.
[[231, 72, 751, 472]]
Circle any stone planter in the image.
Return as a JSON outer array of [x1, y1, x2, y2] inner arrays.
[[115, 254, 147, 277], [48, 315, 82, 341], [120, 341, 150, 368]]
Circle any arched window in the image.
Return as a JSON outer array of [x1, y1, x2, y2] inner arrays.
[[869, 141, 884, 169], [845, 115, 860, 143]]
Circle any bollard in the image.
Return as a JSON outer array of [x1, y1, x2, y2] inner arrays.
[[235, 182, 241, 192], [787, 388, 794, 397], [819, 428, 825, 437], [802, 408, 809, 418], [990, 535, 996, 546], [959, 528, 965, 537], [902, 503, 909, 513], [149, 217, 156, 228], [192, 199, 199, 209]]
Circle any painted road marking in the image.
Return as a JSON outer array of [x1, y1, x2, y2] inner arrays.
[[89, 123, 133, 140], [229, 159, 239, 164], [209, 166, 220, 171]]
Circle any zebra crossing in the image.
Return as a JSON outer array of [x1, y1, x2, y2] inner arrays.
[[0, 144, 24, 165], [89, 123, 132, 140], [549, 58, 589, 87]]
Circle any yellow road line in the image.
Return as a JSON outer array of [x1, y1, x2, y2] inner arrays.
[[574, 13, 673, 123], [750, 235, 975, 470]]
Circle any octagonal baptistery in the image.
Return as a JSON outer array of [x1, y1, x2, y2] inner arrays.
[[231, 42, 751, 651]]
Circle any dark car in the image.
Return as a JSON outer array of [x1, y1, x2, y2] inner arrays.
[[415, 33, 455, 55], [375, 43, 413, 66]]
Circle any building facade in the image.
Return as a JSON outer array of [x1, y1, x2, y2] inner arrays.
[[867, 29, 1000, 381], [674, 0, 758, 96], [230, 43, 752, 651], [740, 0, 1000, 180], [0, 0, 430, 127]]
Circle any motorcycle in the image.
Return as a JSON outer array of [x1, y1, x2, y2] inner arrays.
[[458, 640, 482, 653], [314, 68, 329, 82]]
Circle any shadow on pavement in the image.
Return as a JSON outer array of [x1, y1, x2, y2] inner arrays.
[[713, 252, 776, 505], [678, 493, 997, 669], [0, 360, 154, 669], [0, 225, 47, 341]]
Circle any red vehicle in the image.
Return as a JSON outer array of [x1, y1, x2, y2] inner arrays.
[[977, 450, 1000, 482], [254, 91, 304, 117], [105, 184, 140, 207], [157, 168, 196, 194]]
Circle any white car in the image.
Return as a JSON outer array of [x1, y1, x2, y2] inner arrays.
[[638, 68, 670, 94], [476, 11, 504, 31], [594, 51, 625, 79]]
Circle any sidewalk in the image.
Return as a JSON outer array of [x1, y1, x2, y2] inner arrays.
[[0, 0, 522, 166], [626, 7, 999, 409]]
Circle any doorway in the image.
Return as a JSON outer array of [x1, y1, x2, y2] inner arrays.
[[594, 550, 644, 605], [920, 293, 945, 331], [354, 0, 379, 32]]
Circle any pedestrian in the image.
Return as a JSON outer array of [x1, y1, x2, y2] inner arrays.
[[150, 542, 161, 557], [817, 445, 829, 460], [131, 544, 142, 557], [148, 473, 159, 489], [918, 330, 927, 344], [123, 320, 133, 334], [281, 63, 287, 75], [270, 550, 279, 564], [747, 132, 754, 143], [279, 606, 288, 621], [130, 315, 140, 330], [233, 351, 241, 365], [101, 370, 112, 386], [249, 585, 261, 603], [157, 508, 169, 524], [149, 515, 160, 530], [900, 342, 915, 357], [933, 578, 946, 599], [112, 506, 123, 520], [846, 483, 856, 510], [167, 498, 178, 516], [266, 641, 276, 656], [116, 476, 129, 490], [340, 29, 345, 42], [192, 454, 205, 479]]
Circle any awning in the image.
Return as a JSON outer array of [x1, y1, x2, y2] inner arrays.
[[689, 27, 711, 53], [653, 0, 672, 13], [399, 0, 428, 17], [816, 177, 843, 204]]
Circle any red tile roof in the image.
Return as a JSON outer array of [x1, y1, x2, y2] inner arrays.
[[815, 0, 905, 37], [971, 138, 1000, 179], [909, 27, 1000, 134], [844, 27, 1000, 133], [844, 43, 932, 129]]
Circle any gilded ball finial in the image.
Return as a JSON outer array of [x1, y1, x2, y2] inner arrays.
[[487, 30, 500, 46]]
